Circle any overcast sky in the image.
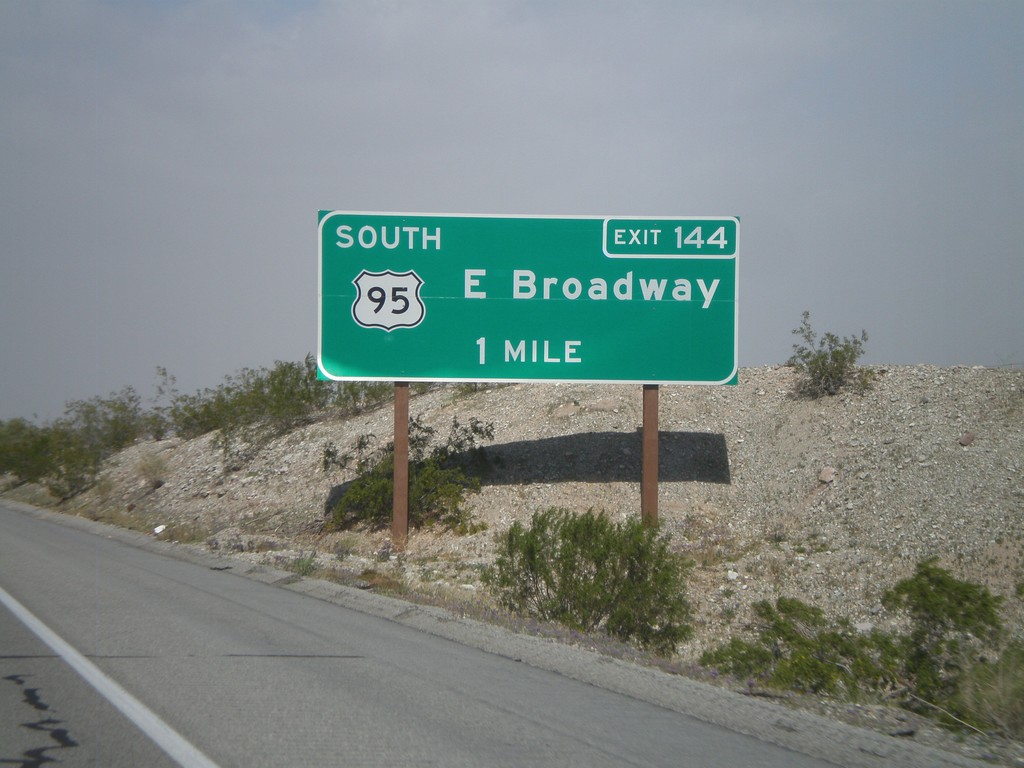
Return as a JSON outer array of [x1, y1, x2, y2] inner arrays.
[[1, 1, 1022, 421]]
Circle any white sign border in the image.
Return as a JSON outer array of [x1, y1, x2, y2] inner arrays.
[[318, 211, 739, 386]]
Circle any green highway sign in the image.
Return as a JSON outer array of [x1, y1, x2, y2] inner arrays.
[[318, 212, 739, 385]]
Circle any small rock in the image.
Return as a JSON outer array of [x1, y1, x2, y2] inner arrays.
[[958, 432, 976, 446], [727, 570, 740, 581], [819, 466, 836, 484]]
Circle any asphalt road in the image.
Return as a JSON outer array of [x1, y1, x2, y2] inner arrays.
[[0, 501, 981, 768]]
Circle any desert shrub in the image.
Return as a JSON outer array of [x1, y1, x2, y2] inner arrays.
[[320, 440, 347, 473], [23, 387, 152, 499], [1, 387, 148, 499], [329, 415, 493, 532], [701, 637, 774, 679], [788, 310, 871, 397], [168, 357, 327, 442], [0, 418, 51, 484], [701, 597, 898, 696], [166, 355, 389, 462], [2, 357, 390, 488], [37, 424, 94, 499], [336, 381, 393, 414], [882, 557, 1004, 708], [62, 386, 148, 453], [291, 550, 320, 577], [1, 358, 390, 494], [332, 452, 397, 527], [165, 385, 234, 440], [485, 508, 693, 655], [702, 559, 1010, 733]]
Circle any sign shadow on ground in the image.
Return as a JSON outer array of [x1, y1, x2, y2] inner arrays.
[[323, 431, 729, 517], [482, 431, 730, 485]]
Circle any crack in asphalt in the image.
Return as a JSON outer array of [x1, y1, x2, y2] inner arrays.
[[1, 674, 80, 768]]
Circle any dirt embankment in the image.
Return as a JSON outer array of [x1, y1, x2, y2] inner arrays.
[[40, 365, 1023, 641]]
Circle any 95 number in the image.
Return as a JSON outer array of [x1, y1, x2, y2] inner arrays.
[[365, 285, 411, 314]]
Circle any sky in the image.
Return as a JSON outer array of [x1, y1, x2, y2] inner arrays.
[[1, 0, 1022, 421]]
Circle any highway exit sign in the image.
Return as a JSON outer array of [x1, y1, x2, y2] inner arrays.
[[318, 212, 739, 385]]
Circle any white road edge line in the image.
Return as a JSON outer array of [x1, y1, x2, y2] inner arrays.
[[0, 585, 221, 768]]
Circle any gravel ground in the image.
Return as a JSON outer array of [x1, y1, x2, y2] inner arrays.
[[13, 364, 1023, 764]]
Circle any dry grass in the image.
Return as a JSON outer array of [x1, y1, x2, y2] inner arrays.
[[957, 643, 1024, 739], [161, 519, 213, 544], [136, 451, 169, 490], [87, 504, 152, 532], [677, 516, 755, 568], [358, 568, 406, 594]]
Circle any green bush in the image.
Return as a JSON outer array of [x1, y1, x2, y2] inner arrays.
[[39, 421, 100, 499], [485, 508, 693, 655], [329, 416, 493, 532], [0, 418, 51, 484], [702, 559, 1011, 733], [166, 355, 392, 462], [167, 356, 331, 441], [0, 357, 394, 496], [788, 310, 870, 397], [336, 381, 394, 414], [882, 557, 1004, 708], [700, 637, 775, 679], [701, 597, 898, 696], [48, 386, 154, 497], [0, 357, 393, 495], [0, 387, 152, 499]]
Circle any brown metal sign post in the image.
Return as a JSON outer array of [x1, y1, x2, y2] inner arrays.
[[641, 384, 659, 527], [392, 382, 410, 551]]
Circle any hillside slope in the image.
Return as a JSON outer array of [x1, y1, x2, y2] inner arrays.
[[47, 365, 1021, 649]]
